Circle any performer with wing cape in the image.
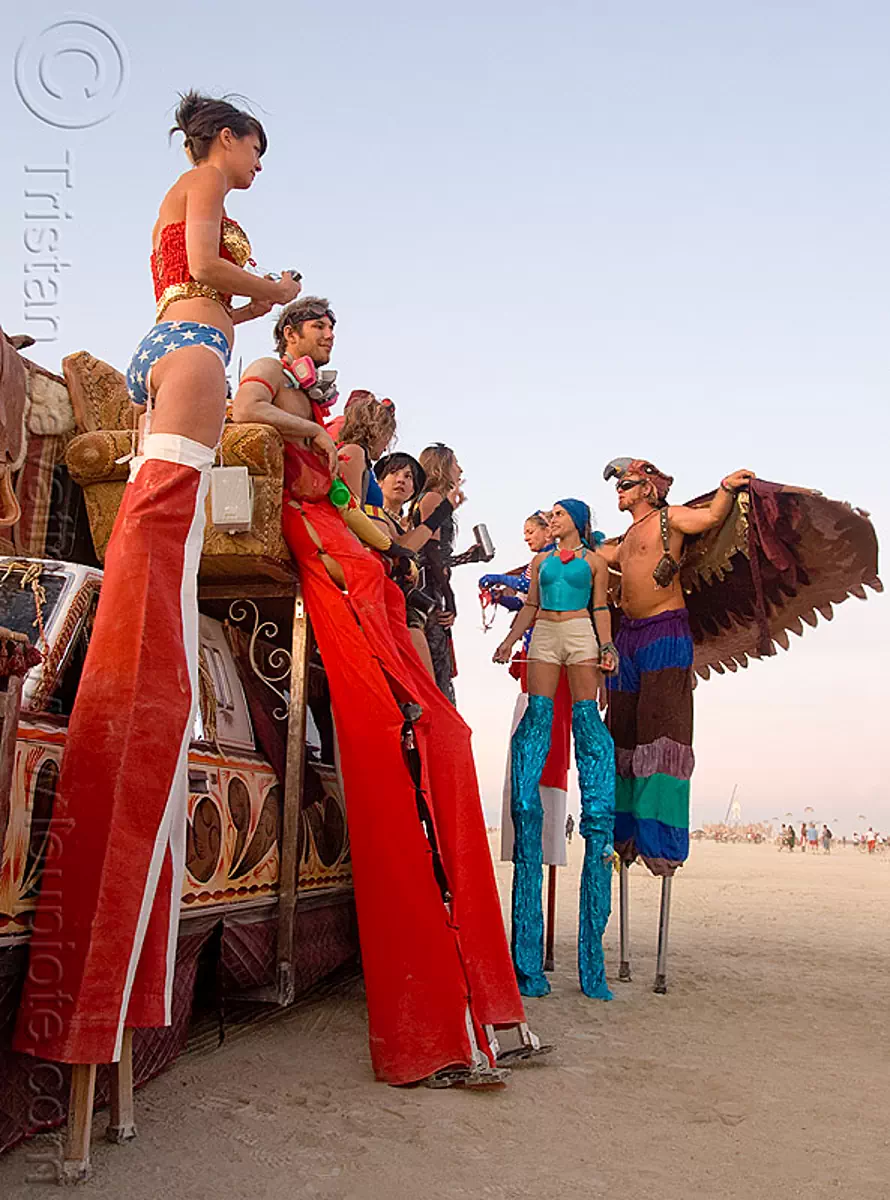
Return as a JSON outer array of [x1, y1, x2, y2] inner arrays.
[[599, 457, 881, 992]]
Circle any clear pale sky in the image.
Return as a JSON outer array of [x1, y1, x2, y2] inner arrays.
[[3, 2, 887, 833]]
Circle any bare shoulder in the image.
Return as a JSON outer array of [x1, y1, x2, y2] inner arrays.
[[667, 503, 698, 523], [241, 356, 283, 386], [184, 163, 226, 199], [665, 503, 703, 535], [418, 489, 444, 517]]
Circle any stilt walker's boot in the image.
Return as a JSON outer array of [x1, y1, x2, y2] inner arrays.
[[573, 699, 616, 1000], [510, 694, 553, 997]]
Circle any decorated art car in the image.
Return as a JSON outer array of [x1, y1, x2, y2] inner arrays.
[[0, 556, 356, 1155]]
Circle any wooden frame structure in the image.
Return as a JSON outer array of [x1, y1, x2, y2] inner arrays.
[[0, 674, 22, 859]]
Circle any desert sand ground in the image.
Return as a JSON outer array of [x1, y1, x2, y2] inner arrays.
[[2, 838, 888, 1199]]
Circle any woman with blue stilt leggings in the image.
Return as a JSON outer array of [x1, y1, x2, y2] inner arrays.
[[493, 499, 618, 999]]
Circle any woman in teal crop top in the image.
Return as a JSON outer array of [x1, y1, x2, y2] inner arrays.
[[492, 498, 618, 1003], [494, 500, 616, 679], [537, 550, 595, 612]]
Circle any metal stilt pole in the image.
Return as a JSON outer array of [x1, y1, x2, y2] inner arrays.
[[544, 864, 557, 972], [618, 862, 632, 981], [653, 874, 673, 994]]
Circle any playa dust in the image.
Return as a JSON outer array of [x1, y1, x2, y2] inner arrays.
[[2, 839, 888, 1199]]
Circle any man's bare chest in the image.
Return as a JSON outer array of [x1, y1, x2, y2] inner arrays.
[[619, 532, 658, 563], [277, 384, 313, 420], [618, 518, 683, 568]]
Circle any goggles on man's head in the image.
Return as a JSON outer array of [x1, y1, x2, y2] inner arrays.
[[282, 302, 336, 330]]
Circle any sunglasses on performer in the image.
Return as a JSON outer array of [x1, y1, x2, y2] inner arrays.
[[617, 478, 646, 492]]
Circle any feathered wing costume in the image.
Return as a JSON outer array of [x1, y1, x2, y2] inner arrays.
[[681, 479, 881, 677], [606, 476, 881, 877]]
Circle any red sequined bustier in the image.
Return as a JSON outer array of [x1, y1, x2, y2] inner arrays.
[[151, 216, 252, 321]]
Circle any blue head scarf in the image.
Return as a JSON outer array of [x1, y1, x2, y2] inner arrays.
[[556, 497, 590, 542], [556, 498, 606, 548]]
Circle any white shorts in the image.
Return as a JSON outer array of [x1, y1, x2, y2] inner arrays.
[[528, 616, 597, 666]]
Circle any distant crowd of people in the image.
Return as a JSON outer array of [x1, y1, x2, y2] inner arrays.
[[779, 822, 833, 852], [693, 821, 884, 855], [778, 823, 883, 854]]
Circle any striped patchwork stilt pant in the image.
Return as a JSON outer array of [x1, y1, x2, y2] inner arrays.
[[606, 608, 694, 877]]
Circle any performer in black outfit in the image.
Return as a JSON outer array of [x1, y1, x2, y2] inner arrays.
[[411, 443, 484, 704]]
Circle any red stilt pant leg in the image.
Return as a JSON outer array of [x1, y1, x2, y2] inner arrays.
[[14, 437, 211, 1064], [282, 499, 476, 1084], [377, 580, 526, 1025]]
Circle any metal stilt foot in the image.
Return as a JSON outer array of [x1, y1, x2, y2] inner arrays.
[[484, 1021, 554, 1066], [618, 862, 632, 981], [653, 875, 673, 994]]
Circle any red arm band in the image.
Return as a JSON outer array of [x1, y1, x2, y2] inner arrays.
[[239, 375, 277, 398]]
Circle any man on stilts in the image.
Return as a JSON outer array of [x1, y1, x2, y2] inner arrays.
[[598, 458, 754, 991]]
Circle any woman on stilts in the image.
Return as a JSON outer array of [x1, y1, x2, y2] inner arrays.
[[480, 512, 573, 875], [15, 92, 300, 1065], [493, 499, 618, 1000], [270, 391, 547, 1085]]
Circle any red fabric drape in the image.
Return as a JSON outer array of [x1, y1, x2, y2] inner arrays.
[[281, 493, 524, 1084]]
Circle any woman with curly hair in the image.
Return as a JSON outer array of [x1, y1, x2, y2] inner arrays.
[[15, 92, 299, 1068], [335, 391, 397, 505]]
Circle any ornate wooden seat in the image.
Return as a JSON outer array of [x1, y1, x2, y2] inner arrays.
[[62, 352, 294, 583]]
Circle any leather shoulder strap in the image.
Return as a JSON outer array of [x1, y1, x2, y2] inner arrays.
[[660, 507, 671, 553]]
